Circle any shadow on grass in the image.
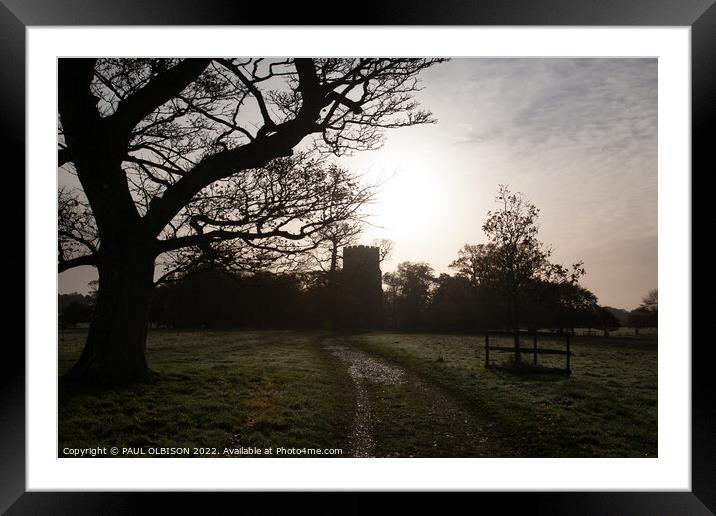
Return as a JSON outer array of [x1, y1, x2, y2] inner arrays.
[[486, 361, 571, 381], [58, 369, 161, 400]]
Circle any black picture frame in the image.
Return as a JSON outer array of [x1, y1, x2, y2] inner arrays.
[[3, 1, 711, 513]]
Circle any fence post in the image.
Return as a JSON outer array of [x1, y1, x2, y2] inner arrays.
[[533, 333, 538, 365], [485, 332, 490, 368], [566, 333, 571, 373]]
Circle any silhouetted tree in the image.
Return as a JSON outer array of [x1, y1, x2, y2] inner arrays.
[[641, 289, 658, 314], [383, 262, 435, 330], [58, 189, 99, 273], [61, 300, 93, 329], [319, 223, 364, 276], [449, 240, 593, 333], [429, 274, 476, 331], [58, 58, 445, 384], [448, 244, 505, 330], [595, 306, 621, 337], [372, 238, 395, 263], [58, 291, 95, 329], [150, 268, 305, 329], [459, 186, 588, 361], [450, 243, 500, 288], [87, 280, 99, 302], [628, 288, 658, 332], [551, 282, 598, 333], [305, 221, 364, 327]]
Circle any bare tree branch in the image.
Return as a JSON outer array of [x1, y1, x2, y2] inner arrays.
[[110, 59, 211, 134], [59, 254, 98, 273]]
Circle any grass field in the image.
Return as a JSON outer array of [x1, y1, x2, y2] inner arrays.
[[58, 330, 657, 458]]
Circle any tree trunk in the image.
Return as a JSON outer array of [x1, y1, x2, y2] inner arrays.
[[392, 290, 397, 328], [327, 240, 339, 328], [511, 292, 521, 363], [64, 239, 155, 385]]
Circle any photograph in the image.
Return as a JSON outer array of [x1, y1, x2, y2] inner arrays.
[[57, 56, 658, 459]]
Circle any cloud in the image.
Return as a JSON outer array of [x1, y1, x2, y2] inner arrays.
[[436, 59, 657, 154]]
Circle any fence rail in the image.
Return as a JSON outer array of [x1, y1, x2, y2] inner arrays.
[[484, 331, 571, 374]]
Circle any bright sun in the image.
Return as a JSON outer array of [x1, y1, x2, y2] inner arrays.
[[368, 153, 447, 239]]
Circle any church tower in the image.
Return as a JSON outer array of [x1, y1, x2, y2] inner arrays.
[[341, 245, 383, 328]]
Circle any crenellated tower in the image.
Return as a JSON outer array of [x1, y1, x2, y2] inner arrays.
[[341, 245, 383, 328]]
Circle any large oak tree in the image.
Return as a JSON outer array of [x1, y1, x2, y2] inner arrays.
[[58, 58, 445, 384]]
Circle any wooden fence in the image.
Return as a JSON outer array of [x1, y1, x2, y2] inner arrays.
[[484, 331, 571, 374]]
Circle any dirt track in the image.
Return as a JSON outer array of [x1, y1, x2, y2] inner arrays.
[[324, 341, 405, 457]]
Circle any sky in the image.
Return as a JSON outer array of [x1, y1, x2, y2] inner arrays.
[[59, 58, 657, 310]]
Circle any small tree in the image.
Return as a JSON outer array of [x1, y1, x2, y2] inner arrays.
[[481, 186, 550, 360], [641, 289, 658, 314], [371, 238, 395, 264], [474, 185, 588, 362]]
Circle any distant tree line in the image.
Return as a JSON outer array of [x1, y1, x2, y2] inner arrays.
[[59, 263, 657, 335], [382, 260, 617, 334], [59, 186, 657, 335], [58, 292, 94, 329]]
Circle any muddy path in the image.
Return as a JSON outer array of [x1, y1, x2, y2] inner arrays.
[[320, 334, 516, 458], [323, 340, 405, 457]]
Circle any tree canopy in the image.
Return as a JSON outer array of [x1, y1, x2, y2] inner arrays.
[[59, 58, 446, 277]]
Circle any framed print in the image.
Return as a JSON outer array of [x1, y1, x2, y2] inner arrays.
[[3, 0, 712, 513]]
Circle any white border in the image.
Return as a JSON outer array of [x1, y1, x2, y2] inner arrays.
[[27, 27, 690, 491]]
